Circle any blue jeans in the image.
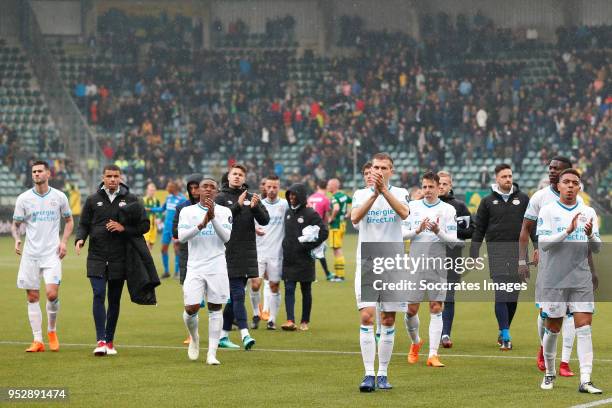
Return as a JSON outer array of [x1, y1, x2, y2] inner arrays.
[[222, 277, 248, 331], [90, 278, 124, 343]]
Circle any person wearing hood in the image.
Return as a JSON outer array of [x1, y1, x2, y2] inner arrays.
[[215, 164, 269, 350], [470, 163, 536, 351], [281, 183, 328, 331], [437, 171, 474, 349], [75, 165, 150, 356]]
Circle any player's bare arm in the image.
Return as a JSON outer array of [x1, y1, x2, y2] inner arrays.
[[58, 216, 74, 260], [12, 220, 22, 255]]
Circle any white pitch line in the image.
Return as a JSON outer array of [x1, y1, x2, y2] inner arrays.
[[1, 341, 612, 362], [569, 398, 612, 408]]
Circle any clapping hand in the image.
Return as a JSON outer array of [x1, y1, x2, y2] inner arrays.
[[566, 213, 580, 235], [584, 218, 594, 237], [250, 193, 260, 208]]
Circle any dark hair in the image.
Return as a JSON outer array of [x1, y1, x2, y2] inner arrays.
[[32, 160, 49, 170], [317, 180, 327, 189], [103, 164, 121, 174], [551, 156, 573, 169], [362, 161, 372, 174], [266, 175, 280, 181], [422, 171, 440, 184], [230, 163, 248, 174], [494, 163, 511, 175], [559, 168, 581, 180], [372, 152, 394, 166]]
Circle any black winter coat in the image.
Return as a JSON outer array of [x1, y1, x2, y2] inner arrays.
[[172, 173, 203, 284], [470, 183, 536, 278], [119, 202, 160, 305], [282, 183, 328, 282], [75, 183, 150, 280], [440, 189, 473, 259], [215, 184, 269, 278]]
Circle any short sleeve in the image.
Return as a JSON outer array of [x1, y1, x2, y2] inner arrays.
[[13, 196, 25, 222], [524, 194, 539, 221], [60, 193, 72, 218], [536, 207, 552, 237], [352, 191, 362, 209]]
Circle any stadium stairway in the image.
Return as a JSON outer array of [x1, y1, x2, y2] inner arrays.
[[0, 38, 88, 204]]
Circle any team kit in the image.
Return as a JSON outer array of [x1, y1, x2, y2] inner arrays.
[[11, 153, 603, 395]]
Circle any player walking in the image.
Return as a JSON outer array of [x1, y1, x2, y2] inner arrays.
[[327, 178, 352, 282], [255, 175, 288, 330], [351, 153, 409, 392], [402, 172, 457, 368], [12, 161, 73, 352], [536, 169, 601, 393], [178, 177, 232, 365]]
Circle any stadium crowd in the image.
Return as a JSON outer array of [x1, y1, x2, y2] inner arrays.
[[62, 13, 610, 202]]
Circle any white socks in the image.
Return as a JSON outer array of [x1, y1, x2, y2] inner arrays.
[[250, 287, 261, 317], [28, 301, 43, 342], [183, 311, 199, 341], [429, 313, 443, 357], [377, 325, 395, 376], [208, 310, 222, 358], [537, 314, 545, 345], [220, 330, 229, 339], [404, 314, 420, 344], [46, 299, 59, 332], [262, 280, 270, 314], [360, 325, 376, 376], [240, 328, 250, 340], [543, 328, 559, 377], [576, 325, 593, 384], [269, 291, 281, 323], [561, 315, 575, 363]]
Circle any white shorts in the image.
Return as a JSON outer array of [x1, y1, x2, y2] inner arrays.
[[258, 257, 282, 282], [407, 275, 447, 304], [539, 288, 594, 318], [183, 259, 230, 306], [17, 256, 62, 290], [354, 261, 406, 312]]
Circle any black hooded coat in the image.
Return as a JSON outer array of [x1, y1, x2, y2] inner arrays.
[[282, 183, 328, 282]]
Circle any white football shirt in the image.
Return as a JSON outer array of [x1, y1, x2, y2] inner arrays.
[[13, 187, 71, 260], [178, 203, 233, 274], [352, 185, 410, 258], [256, 197, 288, 259], [536, 200, 599, 289]]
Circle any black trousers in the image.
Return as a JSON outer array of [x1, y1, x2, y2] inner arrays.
[[284, 280, 312, 323]]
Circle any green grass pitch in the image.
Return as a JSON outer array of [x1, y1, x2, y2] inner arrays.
[[0, 235, 610, 407]]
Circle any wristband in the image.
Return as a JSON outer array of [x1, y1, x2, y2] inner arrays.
[[518, 260, 527, 266]]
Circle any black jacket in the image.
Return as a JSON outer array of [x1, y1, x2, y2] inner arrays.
[[440, 189, 473, 259], [215, 183, 269, 279], [282, 183, 328, 282], [470, 183, 536, 278], [119, 202, 160, 305], [75, 183, 150, 280], [172, 173, 203, 284]]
